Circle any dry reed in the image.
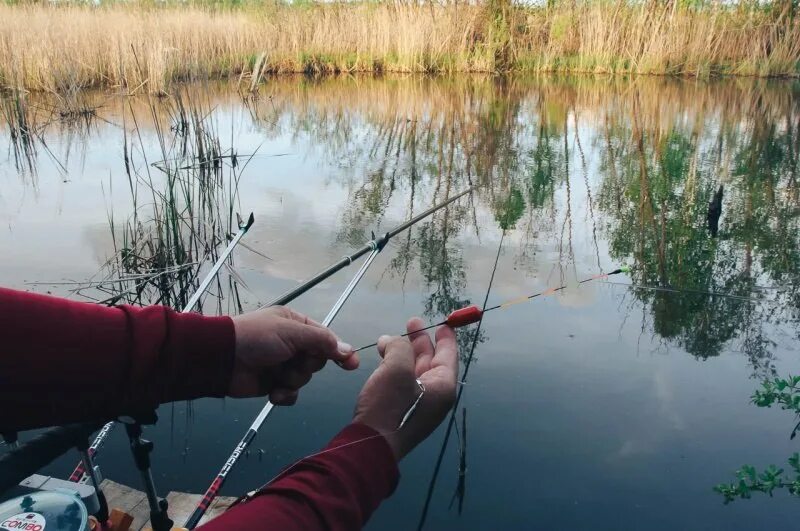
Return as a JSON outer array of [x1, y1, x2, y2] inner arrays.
[[1, 2, 797, 93]]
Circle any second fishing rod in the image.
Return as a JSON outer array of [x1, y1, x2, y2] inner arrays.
[[184, 187, 475, 528], [67, 213, 256, 485]]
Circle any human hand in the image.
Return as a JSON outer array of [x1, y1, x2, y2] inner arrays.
[[230, 306, 358, 404], [353, 317, 458, 461]]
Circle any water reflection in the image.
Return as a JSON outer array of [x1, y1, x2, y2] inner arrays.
[[2, 76, 798, 366], [595, 86, 799, 374], [242, 76, 799, 373], [2, 74, 799, 529]]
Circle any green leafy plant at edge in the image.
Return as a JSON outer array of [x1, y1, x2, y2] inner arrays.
[[715, 375, 800, 503]]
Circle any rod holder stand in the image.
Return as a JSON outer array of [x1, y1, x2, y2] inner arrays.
[[120, 414, 173, 531]]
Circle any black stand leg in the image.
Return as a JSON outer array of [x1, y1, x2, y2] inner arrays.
[[121, 417, 173, 531]]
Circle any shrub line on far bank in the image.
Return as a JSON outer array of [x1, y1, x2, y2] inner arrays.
[[0, 2, 798, 94]]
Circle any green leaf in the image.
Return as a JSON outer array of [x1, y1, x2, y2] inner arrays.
[[788, 453, 800, 472]]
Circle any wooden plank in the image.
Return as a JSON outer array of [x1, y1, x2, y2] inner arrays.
[[159, 491, 202, 528], [100, 479, 151, 531], [206, 495, 238, 524], [100, 480, 235, 530], [146, 491, 237, 528]]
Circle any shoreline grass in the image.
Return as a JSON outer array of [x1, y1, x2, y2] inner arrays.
[[1, 2, 798, 93]]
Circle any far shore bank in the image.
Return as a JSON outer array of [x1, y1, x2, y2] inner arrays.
[[1, 2, 799, 95]]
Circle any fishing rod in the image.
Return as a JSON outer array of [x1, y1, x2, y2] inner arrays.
[[354, 267, 631, 352], [185, 188, 475, 529], [185, 240, 382, 528], [67, 213, 255, 484], [353, 268, 776, 353], [0, 422, 103, 494], [417, 224, 509, 530], [263, 186, 476, 308]]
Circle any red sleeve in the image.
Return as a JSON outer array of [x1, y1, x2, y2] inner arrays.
[[0, 287, 235, 432], [199, 423, 399, 531]]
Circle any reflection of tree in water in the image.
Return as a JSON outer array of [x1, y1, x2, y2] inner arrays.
[[335, 173, 395, 248], [259, 75, 799, 370], [597, 88, 800, 372], [257, 76, 581, 274], [324, 80, 536, 360], [514, 101, 564, 275], [417, 218, 483, 359]]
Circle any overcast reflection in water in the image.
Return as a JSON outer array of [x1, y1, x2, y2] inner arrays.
[[1, 75, 799, 530]]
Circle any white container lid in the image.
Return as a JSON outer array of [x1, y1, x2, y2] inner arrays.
[[0, 491, 88, 531]]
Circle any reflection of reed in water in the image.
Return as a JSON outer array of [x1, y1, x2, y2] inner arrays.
[[448, 407, 467, 516], [0, 88, 113, 183], [2, 89, 39, 178]]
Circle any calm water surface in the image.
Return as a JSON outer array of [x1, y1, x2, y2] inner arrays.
[[1, 76, 799, 530]]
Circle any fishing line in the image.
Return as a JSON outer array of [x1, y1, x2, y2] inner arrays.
[[403, 264, 774, 527], [351, 267, 788, 353], [600, 280, 776, 304], [354, 268, 631, 353], [240, 430, 398, 505], [416, 226, 507, 531]]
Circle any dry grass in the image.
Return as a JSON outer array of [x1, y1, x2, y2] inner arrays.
[[0, 2, 798, 93]]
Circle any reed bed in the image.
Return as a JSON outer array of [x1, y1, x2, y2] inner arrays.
[[100, 90, 247, 311], [0, 2, 798, 94]]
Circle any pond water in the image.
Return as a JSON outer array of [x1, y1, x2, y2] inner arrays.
[[2, 75, 799, 530]]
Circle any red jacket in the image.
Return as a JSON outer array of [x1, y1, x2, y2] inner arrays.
[[0, 288, 398, 530]]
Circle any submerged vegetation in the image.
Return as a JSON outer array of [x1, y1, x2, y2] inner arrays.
[[0, 0, 799, 94]]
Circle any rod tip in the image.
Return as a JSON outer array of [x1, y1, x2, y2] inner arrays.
[[243, 212, 255, 230]]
